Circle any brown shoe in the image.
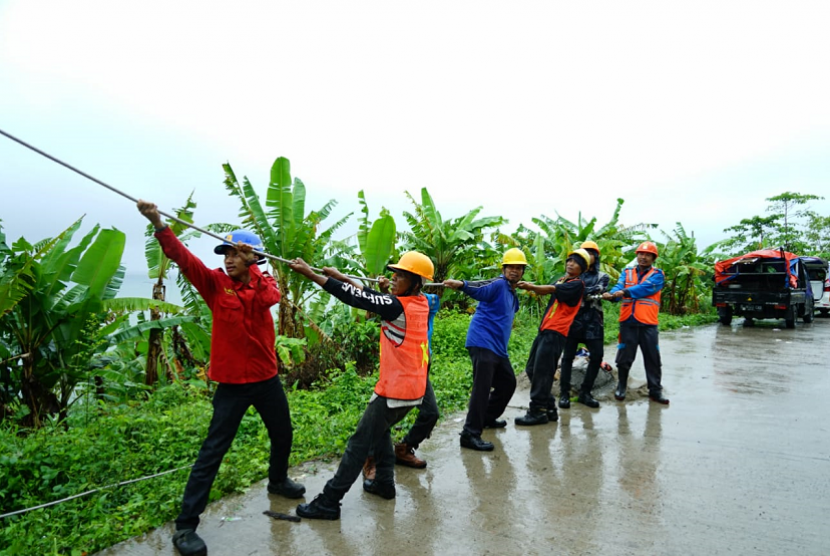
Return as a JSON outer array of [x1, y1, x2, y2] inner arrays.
[[362, 456, 376, 481], [394, 442, 427, 468]]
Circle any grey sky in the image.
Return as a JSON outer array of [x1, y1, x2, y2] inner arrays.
[[2, 0, 829, 275]]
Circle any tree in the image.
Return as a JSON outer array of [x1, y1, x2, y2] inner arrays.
[[222, 157, 351, 342], [721, 214, 782, 255], [657, 224, 720, 315], [0, 219, 125, 426], [401, 187, 505, 285], [765, 191, 824, 252], [141, 193, 206, 385]]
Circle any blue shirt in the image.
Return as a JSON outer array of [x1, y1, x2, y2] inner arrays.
[[461, 276, 519, 358], [425, 292, 440, 354]]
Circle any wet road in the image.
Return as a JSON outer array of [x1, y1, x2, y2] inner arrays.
[[98, 318, 830, 556]]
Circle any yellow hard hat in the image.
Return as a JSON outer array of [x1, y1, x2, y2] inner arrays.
[[580, 240, 600, 253], [567, 248, 592, 270], [387, 251, 435, 281], [502, 248, 528, 266]]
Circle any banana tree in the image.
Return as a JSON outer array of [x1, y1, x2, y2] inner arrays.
[[657, 224, 721, 315], [356, 190, 396, 277], [516, 199, 657, 284], [222, 157, 351, 340], [401, 187, 504, 285], [142, 193, 209, 385], [0, 218, 126, 426]]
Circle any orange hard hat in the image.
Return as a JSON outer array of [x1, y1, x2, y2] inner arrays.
[[635, 241, 659, 258], [580, 240, 600, 254]]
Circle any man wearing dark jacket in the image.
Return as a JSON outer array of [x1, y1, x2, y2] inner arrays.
[[515, 249, 590, 425], [558, 240, 610, 409]]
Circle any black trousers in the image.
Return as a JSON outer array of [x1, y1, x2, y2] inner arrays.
[[559, 336, 604, 395], [402, 379, 439, 449], [463, 347, 517, 436], [615, 324, 663, 395], [176, 375, 293, 531], [525, 330, 565, 412], [324, 397, 413, 500]]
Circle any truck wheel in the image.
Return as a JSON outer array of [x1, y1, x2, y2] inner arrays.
[[743, 318, 754, 327], [821, 309, 830, 317], [718, 307, 732, 326]]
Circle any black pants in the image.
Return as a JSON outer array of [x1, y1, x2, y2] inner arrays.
[[324, 396, 413, 500], [402, 379, 439, 449], [525, 330, 565, 412], [176, 375, 293, 531], [559, 336, 604, 395], [463, 347, 517, 436], [615, 324, 663, 395]]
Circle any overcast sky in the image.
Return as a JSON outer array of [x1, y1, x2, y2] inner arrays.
[[2, 0, 829, 276]]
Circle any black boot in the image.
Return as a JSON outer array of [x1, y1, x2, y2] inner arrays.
[[615, 368, 629, 401], [172, 529, 207, 556], [558, 395, 571, 409], [363, 479, 396, 499], [546, 406, 559, 422], [460, 431, 494, 451], [267, 476, 306, 499], [297, 494, 341, 520], [577, 392, 600, 408], [515, 410, 549, 426], [649, 391, 670, 405]]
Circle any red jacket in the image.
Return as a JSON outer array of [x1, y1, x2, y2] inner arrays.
[[155, 227, 281, 383]]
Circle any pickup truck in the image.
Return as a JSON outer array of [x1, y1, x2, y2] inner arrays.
[[712, 249, 825, 328]]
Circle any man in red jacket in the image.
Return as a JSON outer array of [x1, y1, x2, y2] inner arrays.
[[138, 201, 304, 556]]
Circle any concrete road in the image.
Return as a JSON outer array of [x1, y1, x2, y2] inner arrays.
[[97, 317, 830, 556]]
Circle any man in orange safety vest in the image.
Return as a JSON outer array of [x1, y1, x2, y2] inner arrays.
[[603, 241, 669, 404]]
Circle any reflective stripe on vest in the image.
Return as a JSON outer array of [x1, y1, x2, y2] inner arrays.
[[375, 295, 430, 400], [619, 267, 661, 325]]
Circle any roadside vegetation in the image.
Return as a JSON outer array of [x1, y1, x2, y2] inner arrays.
[[0, 156, 825, 554]]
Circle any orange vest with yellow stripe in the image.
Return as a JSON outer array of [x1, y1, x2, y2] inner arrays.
[[619, 267, 661, 325], [375, 295, 430, 400]]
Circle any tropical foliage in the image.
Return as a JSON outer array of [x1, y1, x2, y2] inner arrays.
[[0, 153, 826, 555], [401, 187, 505, 284], [720, 191, 827, 257]]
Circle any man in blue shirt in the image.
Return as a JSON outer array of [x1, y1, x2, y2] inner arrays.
[[444, 248, 525, 451]]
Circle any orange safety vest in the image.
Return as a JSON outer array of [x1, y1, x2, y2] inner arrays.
[[619, 267, 661, 325], [375, 295, 430, 400], [539, 278, 583, 336]]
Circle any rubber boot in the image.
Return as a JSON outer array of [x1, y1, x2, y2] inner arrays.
[[615, 368, 629, 401]]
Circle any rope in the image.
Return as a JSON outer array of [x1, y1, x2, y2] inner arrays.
[[0, 465, 193, 519], [0, 128, 379, 283]]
